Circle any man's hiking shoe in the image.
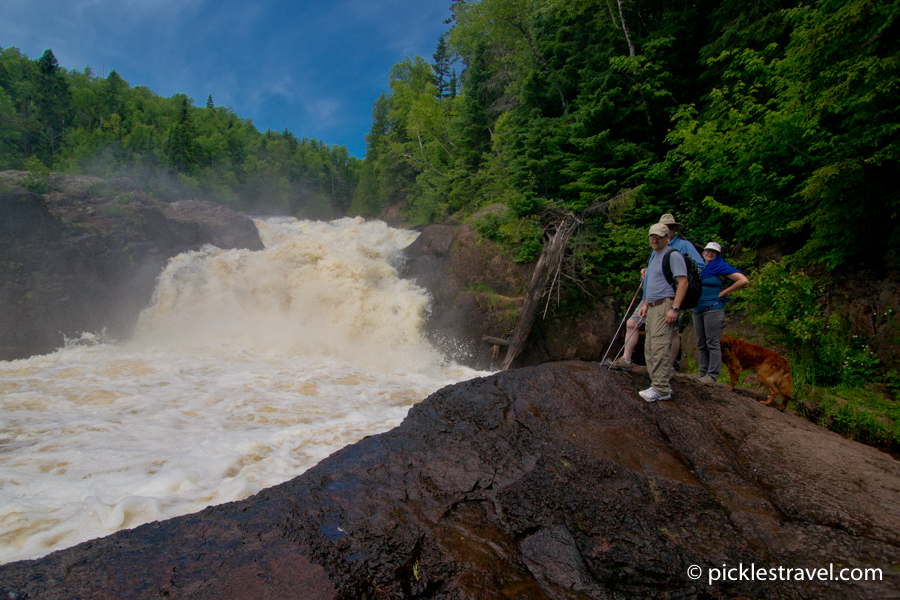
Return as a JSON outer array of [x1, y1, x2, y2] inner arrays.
[[639, 387, 671, 402], [610, 357, 633, 371], [698, 375, 717, 385]]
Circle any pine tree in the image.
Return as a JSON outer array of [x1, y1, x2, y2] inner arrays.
[[432, 33, 451, 99], [166, 96, 195, 173], [102, 70, 125, 117], [206, 95, 214, 109], [36, 49, 70, 164]]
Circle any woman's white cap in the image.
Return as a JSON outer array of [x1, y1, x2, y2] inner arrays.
[[704, 242, 722, 253]]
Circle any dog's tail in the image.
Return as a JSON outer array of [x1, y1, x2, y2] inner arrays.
[[782, 370, 794, 400]]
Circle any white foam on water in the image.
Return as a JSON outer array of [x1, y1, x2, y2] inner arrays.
[[0, 217, 486, 564]]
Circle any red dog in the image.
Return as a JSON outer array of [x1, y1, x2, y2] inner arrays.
[[719, 335, 793, 411]]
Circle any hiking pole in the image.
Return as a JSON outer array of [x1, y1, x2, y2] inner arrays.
[[607, 318, 642, 369], [600, 277, 644, 367]]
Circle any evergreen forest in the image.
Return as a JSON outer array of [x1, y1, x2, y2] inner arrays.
[[0, 46, 359, 218], [350, 0, 899, 445], [356, 0, 897, 275]]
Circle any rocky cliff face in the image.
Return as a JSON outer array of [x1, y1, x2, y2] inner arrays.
[[400, 210, 616, 370], [2, 363, 897, 599], [0, 171, 263, 360], [826, 270, 900, 373]]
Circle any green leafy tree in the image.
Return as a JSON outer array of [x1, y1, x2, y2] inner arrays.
[[667, 0, 900, 269]]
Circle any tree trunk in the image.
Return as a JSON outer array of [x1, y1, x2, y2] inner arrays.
[[501, 214, 580, 370], [617, 0, 636, 57]]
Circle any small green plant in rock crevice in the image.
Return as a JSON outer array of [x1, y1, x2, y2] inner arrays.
[[101, 204, 131, 218], [22, 156, 50, 193]]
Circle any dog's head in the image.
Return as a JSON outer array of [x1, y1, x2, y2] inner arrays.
[[720, 335, 737, 360]]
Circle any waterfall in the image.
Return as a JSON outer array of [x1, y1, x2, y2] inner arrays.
[[0, 217, 484, 565]]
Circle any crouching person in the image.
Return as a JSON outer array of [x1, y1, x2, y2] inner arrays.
[[637, 223, 688, 402]]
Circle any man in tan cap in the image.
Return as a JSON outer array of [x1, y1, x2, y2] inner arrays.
[[636, 222, 688, 401], [611, 213, 702, 372]]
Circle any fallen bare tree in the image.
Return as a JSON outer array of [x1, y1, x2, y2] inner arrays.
[[498, 193, 634, 371], [500, 211, 581, 370]]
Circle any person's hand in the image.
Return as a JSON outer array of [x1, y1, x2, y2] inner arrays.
[[638, 304, 647, 319], [640, 268, 647, 279], [666, 308, 678, 324]]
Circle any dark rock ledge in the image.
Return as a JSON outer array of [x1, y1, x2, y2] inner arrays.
[[399, 215, 617, 371], [0, 172, 263, 360], [2, 363, 898, 599]]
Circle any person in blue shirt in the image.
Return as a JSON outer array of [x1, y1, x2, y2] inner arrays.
[[692, 242, 749, 385], [611, 214, 703, 371], [636, 223, 689, 402]]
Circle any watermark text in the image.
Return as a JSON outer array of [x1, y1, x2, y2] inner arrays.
[[686, 563, 882, 585]]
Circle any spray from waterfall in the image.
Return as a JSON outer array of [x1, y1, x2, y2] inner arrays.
[[0, 217, 484, 565]]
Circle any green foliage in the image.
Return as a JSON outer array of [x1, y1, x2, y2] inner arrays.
[[842, 338, 882, 387], [101, 204, 131, 218], [796, 383, 900, 455], [432, 34, 454, 99], [473, 207, 543, 263], [883, 370, 900, 398], [166, 96, 196, 173], [512, 218, 543, 263], [741, 261, 824, 349], [0, 45, 361, 217], [742, 261, 888, 390], [352, 0, 897, 308], [22, 156, 49, 193], [571, 218, 647, 311], [668, 0, 900, 269], [739, 262, 898, 452]]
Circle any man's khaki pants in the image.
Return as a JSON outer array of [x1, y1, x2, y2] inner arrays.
[[645, 298, 676, 394]]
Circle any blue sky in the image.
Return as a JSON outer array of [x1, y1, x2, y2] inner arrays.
[[0, 0, 452, 157]]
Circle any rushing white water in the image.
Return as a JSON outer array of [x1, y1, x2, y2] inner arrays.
[[0, 217, 485, 565]]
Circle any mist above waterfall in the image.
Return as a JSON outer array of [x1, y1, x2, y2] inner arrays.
[[0, 217, 484, 565]]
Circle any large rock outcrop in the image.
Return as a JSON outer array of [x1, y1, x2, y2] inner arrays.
[[0, 172, 263, 360], [2, 363, 897, 599], [825, 270, 900, 373], [401, 212, 616, 370]]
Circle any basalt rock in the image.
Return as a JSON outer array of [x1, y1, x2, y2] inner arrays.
[[400, 208, 616, 370], [0, 171, 263, 360], [2, 363, 897, 599], [824, 269, 900, 374]]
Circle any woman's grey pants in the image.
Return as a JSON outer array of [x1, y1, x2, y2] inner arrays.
[[693, 308, 725, 379]]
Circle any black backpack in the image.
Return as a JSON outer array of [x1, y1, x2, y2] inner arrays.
[[662, 247, 702, 311]]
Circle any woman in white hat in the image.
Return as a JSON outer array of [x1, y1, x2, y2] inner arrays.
[[692, 242, 749, 385]]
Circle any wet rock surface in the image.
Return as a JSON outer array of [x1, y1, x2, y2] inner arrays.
[[400, 214, 616, 370], [2, 362, 898, 599], [0, 172, 263, 360]]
